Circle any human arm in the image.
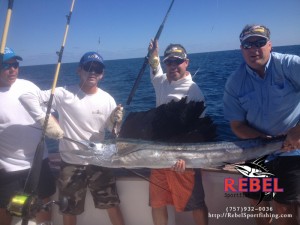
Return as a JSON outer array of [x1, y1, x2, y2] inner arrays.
[[39, 115, 64, 139], [233, 121, 300, 151], [19, 89, 64, 139], [277, 53, 300, 89], [148, 39, 163, 76], [230, 120, 269, 139], [108, 104, 124, 136], [223, 71, 267, 139], [282, 124, 300, 151]]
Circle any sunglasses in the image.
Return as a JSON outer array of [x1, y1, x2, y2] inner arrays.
[[242, 39, 268, 49], [164, 58, 185, 66], [82, 62, 103, 74], [1, 62, 19, 70]]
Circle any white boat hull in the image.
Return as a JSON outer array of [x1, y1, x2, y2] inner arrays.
[[13, 169, 256, 225]]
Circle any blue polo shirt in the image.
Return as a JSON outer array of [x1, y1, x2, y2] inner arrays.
[[223, 52, 300, 157]]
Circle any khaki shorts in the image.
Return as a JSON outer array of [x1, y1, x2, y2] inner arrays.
[[149, 168, 206, 212], [58, 161, 120, 215]]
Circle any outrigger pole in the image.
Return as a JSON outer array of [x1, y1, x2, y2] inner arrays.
[[126, 0, 175, 105], [0, 0, 14, 68], [7, 0, 76, 224]]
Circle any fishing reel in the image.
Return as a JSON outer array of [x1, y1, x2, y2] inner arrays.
[[7, 193, 68, 220]]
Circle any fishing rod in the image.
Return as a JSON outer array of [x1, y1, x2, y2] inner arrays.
[[97, 36, 100, 53], [7, 0, 76, 223], [24, 0, 75, 195], [126, 0, 175, 105], [0, 0, 14, 68], [192, 67, 200, 78]]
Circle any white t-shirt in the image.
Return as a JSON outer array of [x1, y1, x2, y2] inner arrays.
[[20, 85, 116, 165], [0, 79, 45, 172], [151, 64, 205, 107]]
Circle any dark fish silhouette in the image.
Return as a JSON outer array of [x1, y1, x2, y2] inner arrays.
[[234, 156, 276, 205]]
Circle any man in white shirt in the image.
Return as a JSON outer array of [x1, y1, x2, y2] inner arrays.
[[20, 51, 125, 225], [148, 41, 208, 225], [0, 47, 56, 225]]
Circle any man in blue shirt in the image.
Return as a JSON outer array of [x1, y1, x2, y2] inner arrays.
[[223, 24, 300, 225]]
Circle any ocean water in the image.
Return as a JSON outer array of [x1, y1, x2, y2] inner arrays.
[[18, 45, 300, 152]]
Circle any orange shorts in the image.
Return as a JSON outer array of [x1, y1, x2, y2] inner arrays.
[[149, 168, 205, 212]]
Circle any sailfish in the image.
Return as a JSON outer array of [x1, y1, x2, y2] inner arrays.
[[61, 97, 284, 169]]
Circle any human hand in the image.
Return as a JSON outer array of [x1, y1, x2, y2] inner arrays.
[[171, 159, 186, 173], [39, 116, 64, 139], [282, 125, 300, 151], [148, 39, 160, 71], [110, 104, 123, 124]]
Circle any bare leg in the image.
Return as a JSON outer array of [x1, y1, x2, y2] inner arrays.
[[273, 201, 299, 225], [107, 206, 125, 225], [249, 199, 272, 225], [63, 214, 77, 225], [0, 208, 12, 225], [152, 206, 168, 225], [35, 197, 52, 224], [193, 205, 208, 225]]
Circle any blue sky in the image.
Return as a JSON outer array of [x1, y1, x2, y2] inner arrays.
[[0, 0, 299, 66]]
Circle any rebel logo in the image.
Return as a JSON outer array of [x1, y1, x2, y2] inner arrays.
[[224, 156, 284, 205]]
